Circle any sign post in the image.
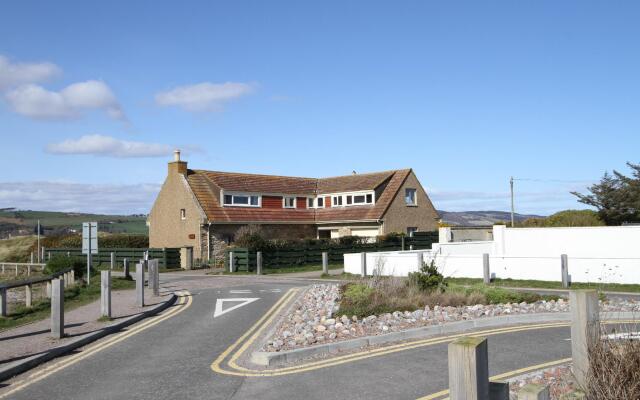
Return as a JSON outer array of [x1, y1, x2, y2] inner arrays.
[[82, 222, 98, 285]]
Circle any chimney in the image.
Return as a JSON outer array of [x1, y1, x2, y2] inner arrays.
[[168, 149, 187, 176]]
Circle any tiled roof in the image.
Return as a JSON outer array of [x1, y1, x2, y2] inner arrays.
[[185, 168, 412, 223]]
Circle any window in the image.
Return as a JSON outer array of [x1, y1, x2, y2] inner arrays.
[[180, 209, 186, 220], [405, 188, 417, 205], [283, 197, 296, 208], [223, 193, 260, 207], [407, 227, 418, 236], [366, 193, 373, 203], [332, 195, 343, 206], [317, 197, 324, 208], [308, 198, 314, 208], [346, 195, 352, 205], [353, 195, 366, 204]]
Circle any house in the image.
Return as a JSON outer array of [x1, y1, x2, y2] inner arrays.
[[148, 150, 439, 261]]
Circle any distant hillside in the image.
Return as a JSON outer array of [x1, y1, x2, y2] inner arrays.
[[438, 210, 544, 226], [0, 209, 147, 239]]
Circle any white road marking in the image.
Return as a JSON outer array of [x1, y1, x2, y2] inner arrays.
[[270, 289, 282, 293], [214, 298, 260, 318], [229, 290, 252, 294]]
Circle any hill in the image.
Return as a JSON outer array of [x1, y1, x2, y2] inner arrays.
[[0, 209, 148, 239], [437, 210, 544, 226]]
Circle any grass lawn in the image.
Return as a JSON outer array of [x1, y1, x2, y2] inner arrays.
[[219, 263, 343, 275], [0, 274, 135, 331], [447, 277, 640, 293]]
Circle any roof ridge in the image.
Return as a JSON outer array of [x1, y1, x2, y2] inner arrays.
[[192, 169, 316, 181]]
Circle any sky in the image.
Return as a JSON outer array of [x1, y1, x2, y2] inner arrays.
[[1, 1, 639, 215]]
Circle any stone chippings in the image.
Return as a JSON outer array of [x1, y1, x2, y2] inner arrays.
[[507, 365, 577, 399], [263, 284, 640, 352]]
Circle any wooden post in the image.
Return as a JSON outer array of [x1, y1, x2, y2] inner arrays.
[[561, 254, 569, 288], [25, 284, 33, 307], [322, 252, 329, 274], [483, 253, 490, 284], [15, 264, 18, 276], [256, 252, 263, 275], [570, 290, 599, 388], [110, 252, 115, 270], [518, 384, 550, 400], [51, 279, 64, 339], [123, 258, 130, 279], [0, 288, 7, 317], [448, 336, 489, 400], [31, 252, 34, 264], [136, 262, 145, 307], [101, 270, 111, 318]]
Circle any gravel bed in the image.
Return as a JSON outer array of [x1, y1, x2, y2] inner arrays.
[[507, 364, 577, 399], [263, 284, 640, 352]]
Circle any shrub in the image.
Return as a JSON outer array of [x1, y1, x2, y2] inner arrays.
[[44, 255, 87, 278], [234, 225, 269, 250], [407, 260, 447, 292], [586, 335, 640, 399]]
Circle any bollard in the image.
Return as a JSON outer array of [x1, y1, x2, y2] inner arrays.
[[561, 254, 569, 288], [25, 284, 33, 307], [483, 253, 491, 284], [0, 288, 7, 317], [111, 252, 115, 270], [518, 384, 550, 400], [448, 336, 489, 400], [70, 270, 75, 285], [31, 252, 34, 264], [360, 252, 367, 277], [15, 264, 18, 276], [101, 270, 111, 318], [570, 290, 599, 388], [229, 251, 235, 273], [322, 252, 329, 275], [136, 263, 145, 307], [27, 264, 31, 276], [149, 260, 159, 296], [123, 258, 130, 279], [51, 279, 64, 338], [256, 251, 263, 275]]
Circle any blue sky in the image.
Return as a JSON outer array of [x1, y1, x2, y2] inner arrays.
[[1, 1, 639, 215]]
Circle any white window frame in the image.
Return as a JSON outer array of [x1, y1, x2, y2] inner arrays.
[[308, 197, 315, 208], [283, 196, 296, 209], [222, 192, 262, 208], [180, 209, 186, 220], [405, 188, 417, 206], [316, 197, 325, 208], [332, 195, 343, 207], [327, 191, 375, 207]]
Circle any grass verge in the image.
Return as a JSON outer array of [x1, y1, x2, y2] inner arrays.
[[0, 274, 135, 331], [447, 277, 640, 293]]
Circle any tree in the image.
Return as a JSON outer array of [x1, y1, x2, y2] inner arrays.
[[571, 162, 640, 225], [519, 210, 604, 227]]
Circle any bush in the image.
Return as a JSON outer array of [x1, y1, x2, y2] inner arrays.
[[586, 335, 640, 399], [408, 260, 447, 292], [234, 225, 269, 250], [44, 255, 87, 278], [36, 233, 149, 251]]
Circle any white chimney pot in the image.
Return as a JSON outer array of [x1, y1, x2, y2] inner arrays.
[[174, 149, 181, 162]]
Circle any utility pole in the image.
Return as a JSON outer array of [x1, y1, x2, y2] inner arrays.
[[37, 220, 41, 263], [510, 177, 515, 227]]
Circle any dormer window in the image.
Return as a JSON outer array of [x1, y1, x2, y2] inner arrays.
[[283, 197, 296, 208], [223, 193, 260, 207], [332, 195, 343, 206]]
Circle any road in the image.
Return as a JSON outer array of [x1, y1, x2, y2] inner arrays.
[[0, 274, 581, 400]]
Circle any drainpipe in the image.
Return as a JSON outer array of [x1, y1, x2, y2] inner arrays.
[[207, 222, 212, 261]]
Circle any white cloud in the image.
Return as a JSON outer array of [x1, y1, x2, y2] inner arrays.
[[0, 55, 61, 90], [155, 82, 255, 112], [45, 134, 178, 158], [5, 80, 126, 121], [0, 181, 160, 215]]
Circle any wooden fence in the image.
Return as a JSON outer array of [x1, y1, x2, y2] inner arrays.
[[226, 231, 438, 271], [46, 248, 181, 268]]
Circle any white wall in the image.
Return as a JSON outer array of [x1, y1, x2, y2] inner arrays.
[[344, 225, 640, 284]]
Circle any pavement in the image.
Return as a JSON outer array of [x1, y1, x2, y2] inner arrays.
[[0, 271, 602, 400]]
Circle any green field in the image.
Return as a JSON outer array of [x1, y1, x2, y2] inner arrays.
[[0, 209, 148, 236]]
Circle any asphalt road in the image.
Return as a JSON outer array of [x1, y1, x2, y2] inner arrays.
[[0, 275, 585, 400]]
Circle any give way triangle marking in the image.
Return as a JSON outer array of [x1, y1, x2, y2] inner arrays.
[[214, 298, 260, 318]]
